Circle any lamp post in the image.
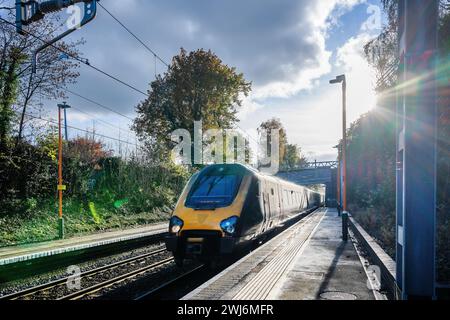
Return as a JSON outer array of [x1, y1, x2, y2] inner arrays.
[[333, 144, 342, 215], [330, 75, 347, 212]]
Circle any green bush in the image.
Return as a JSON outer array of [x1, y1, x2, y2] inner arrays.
[[0, 135, 190, 246]]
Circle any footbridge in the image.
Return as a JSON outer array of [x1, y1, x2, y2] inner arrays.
[[277, 161, 338, 206]]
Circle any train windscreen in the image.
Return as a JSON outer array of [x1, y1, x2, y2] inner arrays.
[[185, 166, 244, 209]]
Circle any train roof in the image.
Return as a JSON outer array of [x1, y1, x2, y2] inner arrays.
[[201, 164, 324, 195]]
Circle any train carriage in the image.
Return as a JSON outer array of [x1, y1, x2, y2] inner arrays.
[[165, 164, 324, 267]]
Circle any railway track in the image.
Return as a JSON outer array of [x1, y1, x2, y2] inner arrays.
[[0, 247, 173, 300], [135, 265, 207, 300], [1, 209, 319, 301]]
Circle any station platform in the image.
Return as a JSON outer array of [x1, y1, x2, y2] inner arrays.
[[183, 208, 377, 300], [0, 222, 167, 267]]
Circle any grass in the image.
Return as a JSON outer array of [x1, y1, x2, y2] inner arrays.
[[0, 198, 172, 247]]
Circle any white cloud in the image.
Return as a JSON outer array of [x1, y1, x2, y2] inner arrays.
[[239, 27, 379, 161], [250, 0, 365, 100], [238, 95, 265, 120], [335, 32, 377, 122], [31, 0, 378, 161], [46, 0, 370, 120]]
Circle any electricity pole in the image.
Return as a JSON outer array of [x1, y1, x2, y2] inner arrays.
[[57, 104, 67, 239]]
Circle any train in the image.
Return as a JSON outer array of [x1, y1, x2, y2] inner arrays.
[[165, 164, 325, 267]]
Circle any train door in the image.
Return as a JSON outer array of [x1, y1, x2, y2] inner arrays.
[[261, 182, 270, 234], [268, 185, 274, 229], [306, 190, 310, 209], [277, 185, 284, 224], [267, 190, 273, 229]]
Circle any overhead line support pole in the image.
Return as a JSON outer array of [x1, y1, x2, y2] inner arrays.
[[57, 104, 65, 239]]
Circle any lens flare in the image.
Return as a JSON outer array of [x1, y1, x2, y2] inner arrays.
[[88, 202, 101, 224]]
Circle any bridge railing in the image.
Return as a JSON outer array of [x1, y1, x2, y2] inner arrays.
[[280, 161, 338, 172]]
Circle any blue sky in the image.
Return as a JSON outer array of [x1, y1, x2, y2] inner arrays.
[[13, 0, 385, 161]]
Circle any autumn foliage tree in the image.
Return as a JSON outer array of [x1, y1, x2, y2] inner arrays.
[[257, 118, 287, 167], [283, 144, 308, 170], [66, 137, 112, 166], [257, 118, 308, 170], [134, 48, 251, 164]]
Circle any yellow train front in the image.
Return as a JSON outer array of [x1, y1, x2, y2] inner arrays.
[[165, 164, 324, 266]]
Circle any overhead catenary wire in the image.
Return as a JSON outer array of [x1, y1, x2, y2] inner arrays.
[[2, 15, 258, 147], [61, 87, 135, 121], [64, 84, 258, 145], [94, 4, 263, 145], [0, 17, 149, 97], [17, 111, 140, 148], [69, 105, 135, 136], [98, 2, 170, 68]]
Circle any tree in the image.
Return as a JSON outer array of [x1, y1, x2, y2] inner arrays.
[[257, 118, 288, 168], [282, 144, 308, 170], [0, 47, 24, 147], [134, 48, 251, 164], [66, 137, 112, 166], [0, 9, 83, 143]]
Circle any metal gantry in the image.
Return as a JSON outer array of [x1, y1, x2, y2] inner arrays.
[[15, 0, 97, 72], [396, 0, 438, 300]]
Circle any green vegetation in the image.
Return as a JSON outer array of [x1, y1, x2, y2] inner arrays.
[[134, 48, 252, 164], [0, 135, 189, 246], [346, 109, 396, 258], [0, 198, 171, 246], [257, 118, 308, 170]]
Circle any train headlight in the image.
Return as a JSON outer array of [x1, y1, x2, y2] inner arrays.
[[220, 216, 238, 236], [170, 216, 184, 234]]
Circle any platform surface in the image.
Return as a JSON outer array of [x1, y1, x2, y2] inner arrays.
[[0, 222, 167, 266], [183, 208, 375, 300]]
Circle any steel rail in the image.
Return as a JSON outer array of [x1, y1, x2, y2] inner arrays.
[[134, 265, 206, 300], [59, 257, 175, 300], [0, 247, 167, 300]]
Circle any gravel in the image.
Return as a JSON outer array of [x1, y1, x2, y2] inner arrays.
[[0, 242, 168, 299]]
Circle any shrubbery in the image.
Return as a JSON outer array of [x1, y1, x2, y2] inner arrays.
[[0, 134, 190, 246]]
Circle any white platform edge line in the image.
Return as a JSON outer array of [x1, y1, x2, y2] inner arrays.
[[262, 211, 327, 300], [0, 227, 167, 266], [181, 208, 325, 300], [233, 211, 326, 300]]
